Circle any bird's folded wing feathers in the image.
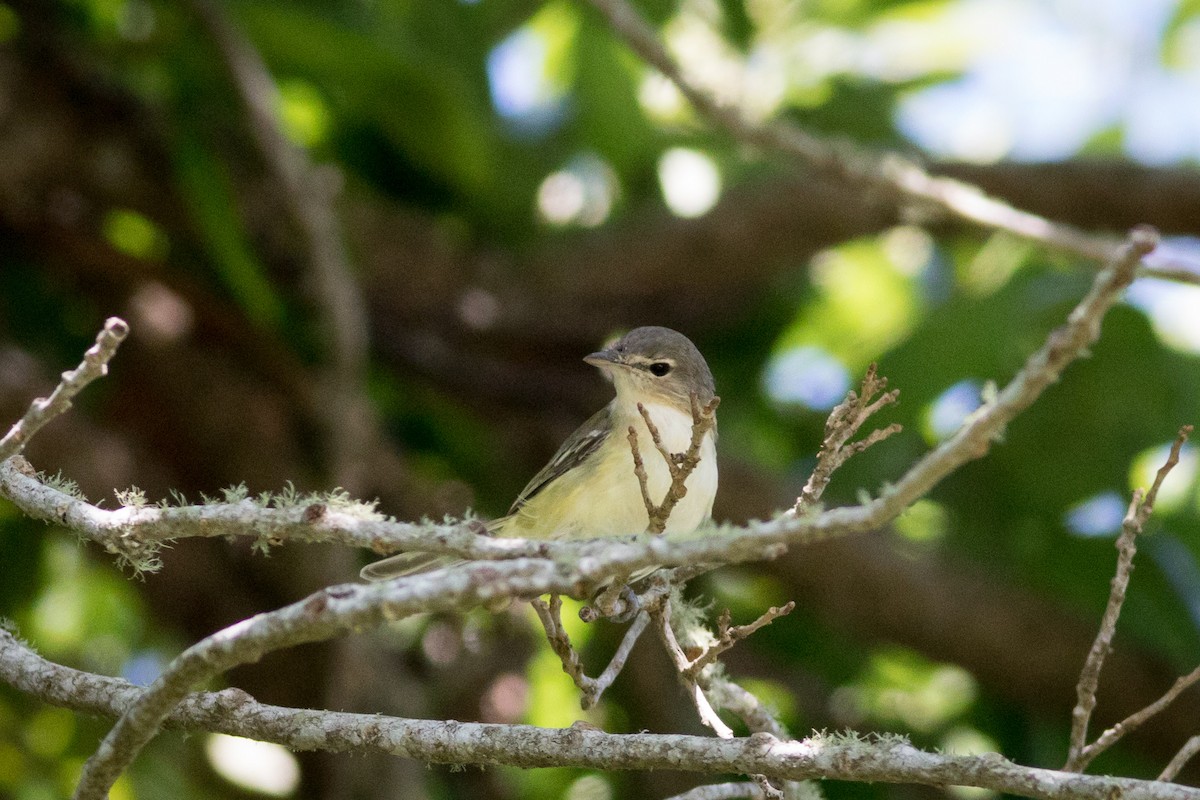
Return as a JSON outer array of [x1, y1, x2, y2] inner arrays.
[[361, 404, 614, 581], [507, 403, 614, 515]]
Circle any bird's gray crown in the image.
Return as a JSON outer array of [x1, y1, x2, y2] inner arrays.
[[587, 326, 715, 407]]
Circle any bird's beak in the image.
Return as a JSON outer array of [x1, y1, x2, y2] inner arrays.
[[584, 349, 622, 369]]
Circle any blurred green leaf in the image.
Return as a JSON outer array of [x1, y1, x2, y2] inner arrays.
[[234, 1, 499, 205], [170, 125, 285, 327]]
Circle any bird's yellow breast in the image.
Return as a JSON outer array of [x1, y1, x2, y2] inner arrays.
[[497, 402, 717, 540]]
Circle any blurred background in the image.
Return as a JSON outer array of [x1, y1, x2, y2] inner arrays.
[[1, 0, 1199, 798]]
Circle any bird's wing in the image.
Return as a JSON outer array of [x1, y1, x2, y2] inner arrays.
[[507, 403, 613, 515]]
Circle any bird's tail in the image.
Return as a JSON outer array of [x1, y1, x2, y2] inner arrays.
[[359, 552, 465, 581], [360, 516, 510, 581]]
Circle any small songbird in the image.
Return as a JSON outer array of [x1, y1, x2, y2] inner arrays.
[[361, 326, 718, 581]]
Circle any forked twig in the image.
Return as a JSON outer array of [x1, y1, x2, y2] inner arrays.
[[531, 595, 650, 710], [795, 363, 901, 514], [596, 392, 719, 617], [651, 599, 735, 739], [1064, 424, 1194, 772], [649, 595, 792, 799], [1073, 663, 1200, 773], [628, 393, 721, 535], [684, 603, 796, 681]]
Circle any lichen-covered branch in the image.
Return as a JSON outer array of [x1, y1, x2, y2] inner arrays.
[[1065, 424, 1194, 772], [0, 455, 503, 568], [651, 598, 736, 739], [0, 317, 128, 462], [0, 228, 1160, 796], [5, 628, 1192, 800], [650, 595, 796, 798], [0, 229, 1157, 586], [72, 559, 568, 799]]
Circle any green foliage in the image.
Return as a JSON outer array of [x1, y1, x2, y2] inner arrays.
[[235, 1, 499, 206], [169, 123, 285, 328]]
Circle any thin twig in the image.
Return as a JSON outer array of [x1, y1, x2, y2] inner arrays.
[[1160, 736, 1200, 783], [1063, 488, 1145, 770], [8, 627, 1197, 800], [588, 611, 650, 708], [649, 595, 790, 799], [582, 0, 1200, 288], [705, 680, 789, 740], [628, 426, 657, 519], [795, 364, 901, 514], [1074, 663, 1200, 771], [0, 317, 129, 462], [532, 595, 595, 695], [650, 599, 733, 737], [9, 229, 1157, 798], [71, 560, 561, 800], [630, 394, 721, 534], [531, 595, 650, 709], [685, 603, 796, 681], [0, 226, 1154, 582], [1064, 425, 1192, 772]]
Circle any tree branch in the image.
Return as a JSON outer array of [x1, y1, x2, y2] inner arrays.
[[0, 317, 128, 462], [794, 364, 901, 514], [685, 603, 796, 682], [0, 226, 1159, 796], [1074, 663, 1200, 774], [1065, 424, 1194, 772], [650, 598, 736, 739], [1160, 737, 1200, 784], [630, 394, 721, 535], [6, 628, 1194, 800], [648, 594, 795, 798], [0, 228, 1157, 583], [72, 559, 570, 799], [581, 0, 1196, 286], [531, 594, 650, 710]]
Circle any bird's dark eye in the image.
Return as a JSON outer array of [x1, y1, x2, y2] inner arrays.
[[649, 362, 671, 377]]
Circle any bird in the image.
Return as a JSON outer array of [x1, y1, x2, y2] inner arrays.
[[360, 326, 718, 582]]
